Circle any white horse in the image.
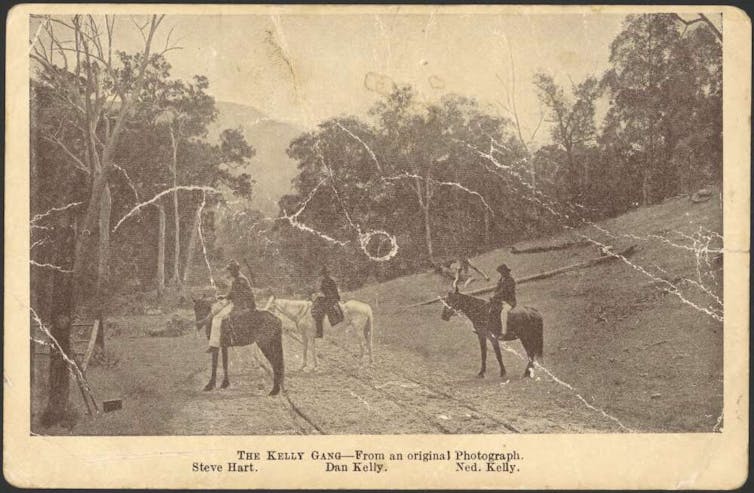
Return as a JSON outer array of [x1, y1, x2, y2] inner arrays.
[[263, 295, 374, 370]]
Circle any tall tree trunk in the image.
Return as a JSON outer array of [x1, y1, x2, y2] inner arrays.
[[582, 157, 589, 202], [530, 158, 536, 192], [423, 203, 434, 263], [483, 208, 491, 245], [39, 15, 163, 426], [420, 173, 435, 264], [72, 170, 109, 300], [156, 204, 166, 295], [95, 183, 111, 351], [642, 168, 650, 206], [529, 157, 539, 219], [169, 128, 181, 286], [182, 206, 201, 284], [41, 214, 75, 427], [97, 184, 111, 292], [565, 143, 578, 202], [413, 176, 435, 264], [645, 120, 655, 206]]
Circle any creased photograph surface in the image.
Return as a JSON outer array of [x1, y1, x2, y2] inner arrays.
[[5, 4, 749, 490]]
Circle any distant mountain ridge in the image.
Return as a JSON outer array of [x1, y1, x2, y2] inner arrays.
[[208, 101, 304, 215]]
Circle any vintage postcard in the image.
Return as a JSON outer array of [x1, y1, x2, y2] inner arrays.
[[4, 3, 750, 489]]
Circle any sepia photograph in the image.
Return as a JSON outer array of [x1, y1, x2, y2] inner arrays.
[[5, 4, 749, 489]]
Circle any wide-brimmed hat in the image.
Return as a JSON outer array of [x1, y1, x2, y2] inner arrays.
[[497, 263, 511, 274], [226, 260, 240, 272]]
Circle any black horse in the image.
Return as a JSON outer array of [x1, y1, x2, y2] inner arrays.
[[441, 287, 543, 379], [193, 297, 285, 395]]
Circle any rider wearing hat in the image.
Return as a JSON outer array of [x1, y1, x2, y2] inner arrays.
[[312, 266, 342, 338], [489, 263, 516, 338], [207, 260, 255, 352]]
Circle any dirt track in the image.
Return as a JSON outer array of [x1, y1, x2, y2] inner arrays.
[[45, 315, 629, 436], [31, 196, 724, 435]]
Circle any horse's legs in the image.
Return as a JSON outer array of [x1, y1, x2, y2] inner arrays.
[[309, 323, 318, 370], [204, 349, 218, 391], [519, 331, 538, 378], [523, 360, 534, 378], [299, 323, 309, 371], [220, 347, 230, 388], [366, 316, 373, 365], [491, 339, 507, 378], [477, 332, 487, 378], [258, 335, 284, 396], [356, 321, 366, 363]]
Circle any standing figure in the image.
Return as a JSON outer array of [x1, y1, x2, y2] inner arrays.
[[489, 263, 516, 338], [453, 256, 490, 287], [311, 266, 343, 338], [206, 260, 256, 353]]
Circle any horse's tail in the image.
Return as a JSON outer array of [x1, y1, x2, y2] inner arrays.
[[259, 313, 285, 395], [272, 327, 285, 393]]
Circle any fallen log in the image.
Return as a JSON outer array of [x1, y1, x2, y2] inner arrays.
[[402, 245, 637, 308], [511, 239, 589, 254]]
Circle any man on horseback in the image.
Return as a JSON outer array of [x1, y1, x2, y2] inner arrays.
[[206, 260, 256, 353], [311, 266, 343, 338], [489, 263, 516, 339]]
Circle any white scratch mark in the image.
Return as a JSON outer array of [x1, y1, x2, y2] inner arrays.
[[31, 238, 49, 250], [30, 260, 73, 273], [334, 121, 382, 172], [196, 191, 216, 290], [713, 412, 723, 432], [112, 185, 223, 233], [29, 15, 50, 54], [349, 390, 372, 410], [111, 162, 140, 202], [30, 308, 98, 411], [280, 179, 349, 246], [31, 202, 83, 225]]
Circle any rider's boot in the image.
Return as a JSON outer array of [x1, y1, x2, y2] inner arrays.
[[315, 317, 324, 338]]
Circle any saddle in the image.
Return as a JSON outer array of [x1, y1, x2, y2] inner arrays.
[[327, 303, 344, 326], [312, 298, 344, 327], [487, 303, 522, 339], [220, 309, 257, 347]]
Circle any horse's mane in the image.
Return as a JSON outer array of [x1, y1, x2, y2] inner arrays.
[[457, 292, 487, 308]]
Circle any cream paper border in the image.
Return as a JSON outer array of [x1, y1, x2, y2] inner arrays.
[[4, 4, 750, 489]]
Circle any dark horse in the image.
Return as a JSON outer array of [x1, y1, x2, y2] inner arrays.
[[193, 297, 285, 395], [441, 287, 543, 379]]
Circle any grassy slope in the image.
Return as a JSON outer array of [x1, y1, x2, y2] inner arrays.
[[351, 194, 723, 432], [31, 194, 723, 434]]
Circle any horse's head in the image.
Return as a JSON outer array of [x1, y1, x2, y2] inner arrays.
[[191, 294, 213, 332], [440, 285, 462, 321]]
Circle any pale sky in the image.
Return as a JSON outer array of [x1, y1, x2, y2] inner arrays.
[[158, 13, 627, 140], [33, 13, 716, 145]]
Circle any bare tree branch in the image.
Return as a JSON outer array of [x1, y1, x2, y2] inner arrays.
[[130, 16, 149, 43], [698, 13, 722, 40], [528, 108, 545, 145], [41, 135, 91, 175], [671, 13, 722, 41]]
